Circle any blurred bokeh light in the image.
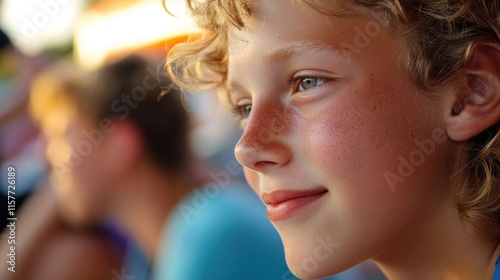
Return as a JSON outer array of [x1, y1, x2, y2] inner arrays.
[[0, 0, 86, 54], [1, 0, 197, 68], [74, 0, 197, 69]]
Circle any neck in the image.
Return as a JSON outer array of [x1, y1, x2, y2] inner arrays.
[[374, 197, 500, 280], [109, 163, 191, 261]]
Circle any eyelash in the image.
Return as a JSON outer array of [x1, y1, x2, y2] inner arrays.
[[231, 75, 332, 121], [231, 103, 251, 121], [290, 75, 332, 93]]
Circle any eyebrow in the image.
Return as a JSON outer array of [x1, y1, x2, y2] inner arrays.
[[227, 41, 343, 92], [263, 41, 343, 65]]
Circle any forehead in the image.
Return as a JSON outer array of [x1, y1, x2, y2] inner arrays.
[[226, 0, 387, 83], [228, 0, 342, 53]]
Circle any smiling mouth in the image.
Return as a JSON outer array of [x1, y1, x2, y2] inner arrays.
[[262, 188, 328, 221]]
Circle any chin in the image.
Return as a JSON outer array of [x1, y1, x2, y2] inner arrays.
[[285, 248, 361, 279], [279, 233, 345, 279], [57, 201, 98, 229], [285, 255, 344, 280]]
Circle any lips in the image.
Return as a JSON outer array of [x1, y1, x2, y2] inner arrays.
[[262, 188, 328, 221]]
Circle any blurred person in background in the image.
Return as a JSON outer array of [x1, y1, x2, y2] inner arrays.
[[29, 54, 298, 280], [0, 28, 51, 231], [0, 61, 124, 280]]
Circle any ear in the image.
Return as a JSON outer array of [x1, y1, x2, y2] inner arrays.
[[103, 119, 145, 173], [446, 42, 500, 141]]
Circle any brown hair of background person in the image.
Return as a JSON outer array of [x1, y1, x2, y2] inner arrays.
[[78, 55, 191, 174]]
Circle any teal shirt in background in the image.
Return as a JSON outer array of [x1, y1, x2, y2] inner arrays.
[[493, 255, 500, 280], [154, 183, 300, 280]]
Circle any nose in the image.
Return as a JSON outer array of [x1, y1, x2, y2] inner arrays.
[[234, 101, 292, 172]]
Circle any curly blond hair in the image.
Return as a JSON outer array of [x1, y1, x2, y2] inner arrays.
[[165, 0, 500, 239]]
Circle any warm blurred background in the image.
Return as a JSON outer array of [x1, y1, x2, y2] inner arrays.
[[0, 0, 200, 234], [0, 0, 201, 233], [0, 1, 385, 279], [1, 0, 195, 62]]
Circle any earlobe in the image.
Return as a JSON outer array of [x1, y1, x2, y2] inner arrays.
[[446, 43, 500, 142]]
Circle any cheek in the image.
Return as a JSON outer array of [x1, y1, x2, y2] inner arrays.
[[304, 80, 448, 220], [280, 80, 453, 276], [67, 131, 106, 181], [72, 150, 101, 186], [66, 140, 111, 205]]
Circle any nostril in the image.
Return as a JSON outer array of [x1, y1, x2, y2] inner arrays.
[[254, 161, 277, 169]]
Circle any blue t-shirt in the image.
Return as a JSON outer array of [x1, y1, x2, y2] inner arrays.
[[493, 255, 500, 280], [104, 222, 152, 280], [154, 184, 300, 280]]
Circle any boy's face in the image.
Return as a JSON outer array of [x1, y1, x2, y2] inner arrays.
[[45, 110, 116, 226], [229, 0, 456, 278]]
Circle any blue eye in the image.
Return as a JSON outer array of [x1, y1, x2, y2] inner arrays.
[[241, 104, 252, 118], [232, 103, 252, 119], [297, 77, 329, 92]]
